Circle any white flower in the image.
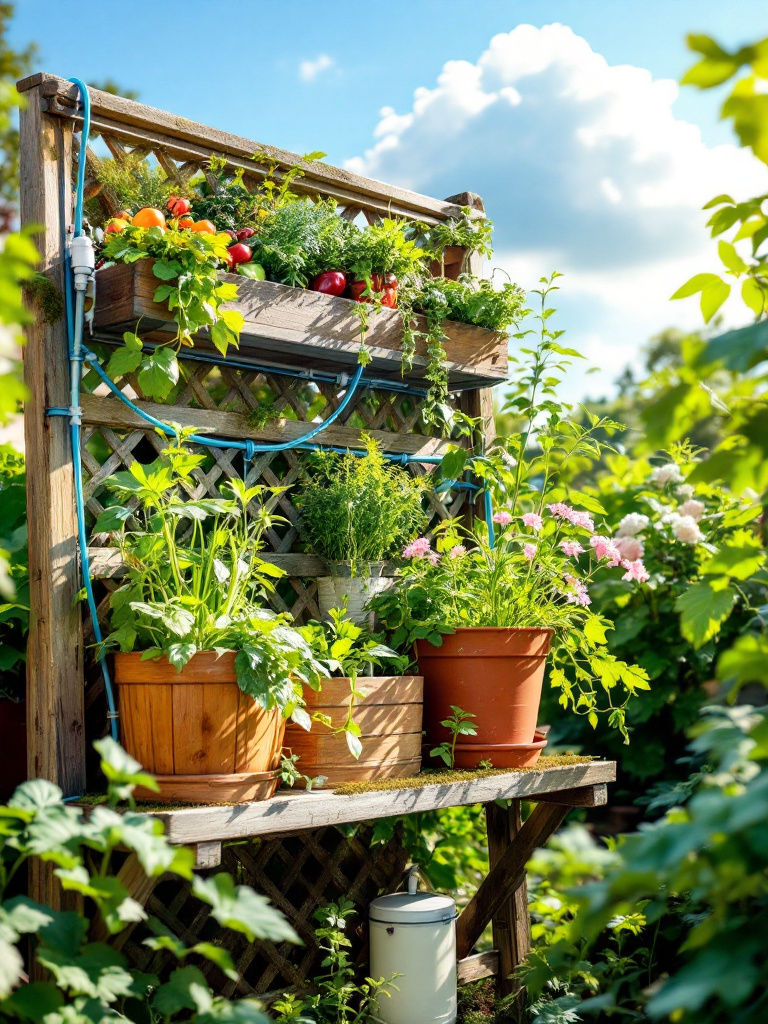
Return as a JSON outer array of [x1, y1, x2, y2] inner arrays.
[[676, 484, 695, 500], [501, 451, 517, 469], [661, 511, 681, 527], [615, 536, 645, 561], [673, 515, 703, 545], [616, 512, 650, 537], [649, 463, 684, 487], [678, 499, 705, 522]]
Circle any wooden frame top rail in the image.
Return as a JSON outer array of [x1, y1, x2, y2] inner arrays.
[[144, 760, 616, 844], [17, 72, 479, 225]]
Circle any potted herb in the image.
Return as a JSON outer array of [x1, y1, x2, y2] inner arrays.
[[344, 218, 428, 307], [0, 446, 28, 801], [97, 432, 328, 804], [295, 437, 427, 624], [424, 205, 495, 280], [285, 606, 420, 783]]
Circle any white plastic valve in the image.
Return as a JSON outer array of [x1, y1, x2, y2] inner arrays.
[[70, 235, 95, 292]]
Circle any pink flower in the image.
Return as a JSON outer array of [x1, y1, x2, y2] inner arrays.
[[615, 535, 644, 562], [621, 558, 650, 583], [564, 574, 591, 606], [523, 543, 537, 561], [492, 511, 513, 526], [427, 550, 441, 566], [402, 537, 431, 559], [590, 534, 622, 567], [449, 545, 466, 559], [521, 512, 543, 532], [560, 540, 585, 557], [679, 499, 705, 522], [547, 502, 595, 533]]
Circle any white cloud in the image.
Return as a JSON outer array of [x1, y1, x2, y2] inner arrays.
[[299, 54, 335, 83], [347, 23, 766, 401]]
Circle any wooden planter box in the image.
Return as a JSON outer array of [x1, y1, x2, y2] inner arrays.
[[284, 675, 424, 786], [93, 262, 509, 390]]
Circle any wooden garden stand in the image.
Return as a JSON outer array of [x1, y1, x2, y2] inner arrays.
[[17, 73, 616, 1011]]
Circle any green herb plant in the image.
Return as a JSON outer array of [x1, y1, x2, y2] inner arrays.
[[280, 749, 327, 791], [300, 605, 407, 757], [423, 205, 495, 266], [430, 706, 478, 768], [100, 223, 243, 400], [272, 898, 398, 1024], [97, 430, 327, 723], [296, 435, 426, 572], [0, 737, 297, 1023]]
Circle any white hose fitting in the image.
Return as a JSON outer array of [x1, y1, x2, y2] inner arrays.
[[70, 235, 95, 292]]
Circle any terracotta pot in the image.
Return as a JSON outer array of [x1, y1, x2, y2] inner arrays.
[[429, 245, 467, 281], [114, 651, 285, 804], [417, 627, 554, 749], [0, 700, 26, 802], [316, 562, 393, 626], [284, 675, 423, 786]]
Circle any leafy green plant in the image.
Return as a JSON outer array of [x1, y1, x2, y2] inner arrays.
[[280, 749, 327, 791], [345, 218, 428, 281], [0, 446, 27, 695], [247, 198, 354, 287], [97, 431, 327, 722], [90, 153, 191, 225], [101, 223, 243, 400], [423, 206, 495, 263], [300, 605, 407, 757], [430, 706, 477, 767], [273, 898, 398, 1024], [0, 736, 297, 1022], [296, 436, 426, 570]]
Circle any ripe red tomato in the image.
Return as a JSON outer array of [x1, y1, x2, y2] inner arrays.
[[167, 195, 192, 217], [221, 249, 235, 270], [223, 229, 237, 240], [227, 242, 252, 265], [311, 271, 347, 297], [236, 227, 257, 241]]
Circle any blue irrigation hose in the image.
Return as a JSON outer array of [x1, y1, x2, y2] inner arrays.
[[64, 78, 119, 741], [484, 486, 495, 548]]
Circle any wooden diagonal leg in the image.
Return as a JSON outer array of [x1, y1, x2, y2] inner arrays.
[[486, 801, 530, 1018]]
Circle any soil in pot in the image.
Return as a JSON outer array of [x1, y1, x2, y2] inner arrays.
[[316, 562, 393, 625], [284, 675, 423, 786], [417, 627, 554, 750], [0, 700, 26, 802], [114, 651, 285, 804]]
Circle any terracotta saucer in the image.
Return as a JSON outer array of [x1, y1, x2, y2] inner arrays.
[[452, 731, 548, 770]]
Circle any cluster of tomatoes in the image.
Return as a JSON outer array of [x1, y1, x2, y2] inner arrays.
[[104, 197, 264, 275], [312, 270, 398, 308]]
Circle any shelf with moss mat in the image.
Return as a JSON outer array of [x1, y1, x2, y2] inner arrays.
[[125, 756, 615, 844], [92, 261, 510, 390]]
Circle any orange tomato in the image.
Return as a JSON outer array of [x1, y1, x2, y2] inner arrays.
[[177, 217, 195, 229], [116, 210, 133, 221], [190, 220, 217, 234], [105, 218, 128, 234], [131, 207, 167, 229]]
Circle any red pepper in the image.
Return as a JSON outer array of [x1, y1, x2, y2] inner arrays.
[[381, 272, 398, 309], [311, 271, 347, 297]]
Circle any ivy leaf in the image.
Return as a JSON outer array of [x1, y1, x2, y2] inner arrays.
[[152, 260, 182, 281], [192, 874, 299, 943], [152, 966, 209, 1016], [741, 277, 765, 316], [0, 980, 63, 1017], [210, 318, 238, 356], [137, 347, 180, 400], [0, 940, 25, 999], [36, 942, 136, 1001], [105, 346, 143, 379], [93, 505, 132, 533], [675, 581, 736, 648]]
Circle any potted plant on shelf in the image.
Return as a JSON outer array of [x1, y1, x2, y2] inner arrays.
[[344, 218, 428, 308], [284, 605, 422, 784], [0, 445, 28, 801], [295, 436, 427, 624], [96, 431, 328, 804], [371, 274, 652, 768], [423, 205, 495, 280]]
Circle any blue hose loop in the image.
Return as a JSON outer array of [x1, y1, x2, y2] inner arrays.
[[484, 486, 495, 549], [64, 78, 120, 741]]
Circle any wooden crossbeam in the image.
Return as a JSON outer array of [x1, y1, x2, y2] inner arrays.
[[458, 950, 499, 985], [534, 783, 608, 807], [456, 801, 571, 960]]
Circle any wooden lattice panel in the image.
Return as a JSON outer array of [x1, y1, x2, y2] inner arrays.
[[116, 822, 409, 1002]]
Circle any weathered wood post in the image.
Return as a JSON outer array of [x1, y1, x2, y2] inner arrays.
[[17, 76, 86, 800]]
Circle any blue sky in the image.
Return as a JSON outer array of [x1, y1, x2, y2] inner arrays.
[[10, 0, 768, 401]]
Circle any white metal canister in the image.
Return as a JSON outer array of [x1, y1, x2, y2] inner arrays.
[[369, 874, 457, 1024]]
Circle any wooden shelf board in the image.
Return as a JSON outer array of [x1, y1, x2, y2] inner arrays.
[[145, 760, 616, 844], [92, 263, 510, 392]]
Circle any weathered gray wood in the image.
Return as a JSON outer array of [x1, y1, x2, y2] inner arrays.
[[19, 84, 85, 796], [534, 783, 608, 808], [456, 802, 570, 960], [147, 761, 615, 844], [486, 801, 530, 1012], [17, 73, 475, 225], [193, 840, 222, 869], [91, 262, 509, 390], [458, 950, 500, 985], [78, 392, 453, 458]]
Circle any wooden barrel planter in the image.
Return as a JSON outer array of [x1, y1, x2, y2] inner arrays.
[[114, 651, 285, 804], [284, 675, 423, 786]]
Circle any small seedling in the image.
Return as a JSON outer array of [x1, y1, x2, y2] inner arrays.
[[280, 749, 326, 792], [430, 705, 477, 768]]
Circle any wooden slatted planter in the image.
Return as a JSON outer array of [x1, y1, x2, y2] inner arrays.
[[92, 261, 510, 390], [284, 675, 424, 785]]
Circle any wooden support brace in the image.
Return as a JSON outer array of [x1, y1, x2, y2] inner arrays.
[[486, 800, 530, 1014], [458, 950, 500, 985], [533, 783, 608, 808], [456, 801, 570, 960]]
